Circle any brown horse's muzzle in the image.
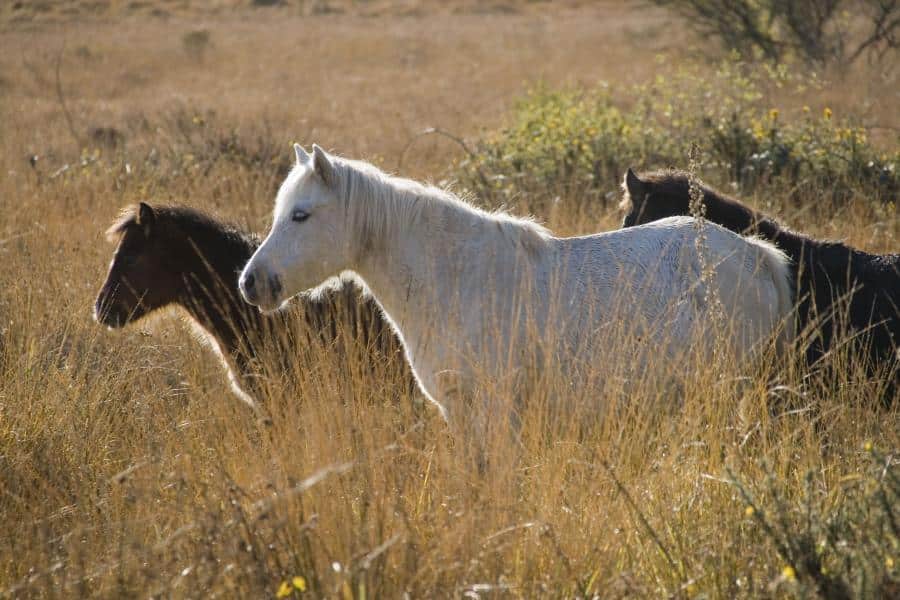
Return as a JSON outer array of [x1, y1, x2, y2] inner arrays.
[[94, 286, 134, 329]]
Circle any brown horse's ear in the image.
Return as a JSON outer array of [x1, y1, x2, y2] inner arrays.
[[135, 202, 155, 237], [624, 168, 646, 201]]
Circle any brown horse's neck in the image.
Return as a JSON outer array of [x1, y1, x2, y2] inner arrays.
[[702, 190, 812, 260], [172, 225, 266, 370], [698, 186, 762, 232]]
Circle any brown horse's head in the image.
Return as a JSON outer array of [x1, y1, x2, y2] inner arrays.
[[619, 168, 692, 228], [620, 168, 766, 237], [94, 202, 184, 328]]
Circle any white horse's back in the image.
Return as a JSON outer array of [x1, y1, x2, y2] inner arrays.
[[544, 216, 793, 366], [422, 216, 792, 392]]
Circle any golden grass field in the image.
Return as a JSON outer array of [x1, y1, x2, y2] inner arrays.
[[1, 1, 898, 597]]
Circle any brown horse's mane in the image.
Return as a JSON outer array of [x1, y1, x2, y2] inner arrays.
[[105, 204, 260, 249]]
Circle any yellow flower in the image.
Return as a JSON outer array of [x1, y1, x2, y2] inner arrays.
[[864, 441, 873, 452], [782, 565, 797, 581], [685, 582, 697, 595], [887, 556, 895, 569], [769, 108, 779, 121], [292, 576, 307, 592], [803, 105, 810, 113], [276, 581, 293, 598], [751, 119, 766, 141], [823, 107, 832, 120], [745, 506, 755, 517]]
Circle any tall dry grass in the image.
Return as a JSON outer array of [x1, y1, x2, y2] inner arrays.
[[1, 3, 898, 598]]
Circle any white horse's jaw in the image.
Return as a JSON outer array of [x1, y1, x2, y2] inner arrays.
[[249, 290, 291, 314], [256, 301, 284, 315]]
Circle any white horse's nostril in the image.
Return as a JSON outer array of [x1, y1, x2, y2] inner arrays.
[[269, 274, 282, 298], [241, 270, 261, 304]]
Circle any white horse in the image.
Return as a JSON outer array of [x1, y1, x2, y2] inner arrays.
[[240, 145, 795, 427]]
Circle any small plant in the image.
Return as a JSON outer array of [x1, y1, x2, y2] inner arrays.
[[729, 445, 900, 598], [182, 29, 211, 62]]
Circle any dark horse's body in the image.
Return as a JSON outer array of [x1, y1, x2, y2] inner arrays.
[[620, 169, 899, 389], [94, 203, 407, 412]]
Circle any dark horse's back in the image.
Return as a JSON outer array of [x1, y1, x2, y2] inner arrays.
[[798, 239, 899, 373], [301, 284, 403, 364], [235, 281, 408, 398], [207, 233, 407, 402]]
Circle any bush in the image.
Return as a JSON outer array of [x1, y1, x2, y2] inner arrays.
[[44, 108, 293, 189], [455, 57, 899, 211], [729, 445, 900, 598], [182, 29, 211, 62]]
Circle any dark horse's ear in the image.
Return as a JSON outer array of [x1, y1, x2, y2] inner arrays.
[[135, 202, 155, 237], [624, 168, 646, 201]]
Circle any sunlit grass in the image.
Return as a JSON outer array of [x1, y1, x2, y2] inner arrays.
[[0, 3, 897, 598]]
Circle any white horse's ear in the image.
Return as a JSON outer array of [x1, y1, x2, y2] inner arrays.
[[294, 143, 311, 165], [312, 144, 334, 187]]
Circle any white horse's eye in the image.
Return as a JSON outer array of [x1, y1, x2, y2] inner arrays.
[[292, 209, 310, 223]]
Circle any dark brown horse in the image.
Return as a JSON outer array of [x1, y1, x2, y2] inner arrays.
[[620, 168, 899, 390], [94, 202, 408, 412]]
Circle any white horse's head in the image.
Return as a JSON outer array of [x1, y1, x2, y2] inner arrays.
[[240, 144, 346, 312]]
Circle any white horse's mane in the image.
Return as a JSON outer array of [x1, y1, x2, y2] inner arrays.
[[320, 155, 551, 253]]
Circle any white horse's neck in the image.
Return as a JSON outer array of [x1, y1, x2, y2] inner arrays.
[[349, 182, 470, 336], [335, 160, 548, 365]]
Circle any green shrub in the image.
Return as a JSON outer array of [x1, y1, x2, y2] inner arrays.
[[455, 57, 899, 212], [729, 445, 900, 599]]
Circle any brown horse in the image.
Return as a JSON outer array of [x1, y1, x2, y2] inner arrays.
[[94, 202, 408, 412], [620, 168, 899, 392]]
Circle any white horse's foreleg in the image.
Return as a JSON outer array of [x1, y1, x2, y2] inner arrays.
[[433, 370, 524, 471]]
